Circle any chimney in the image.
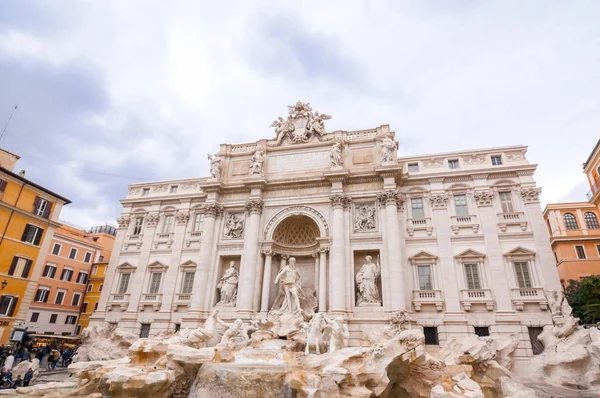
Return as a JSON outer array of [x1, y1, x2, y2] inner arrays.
[[18, 170, 25, 177]]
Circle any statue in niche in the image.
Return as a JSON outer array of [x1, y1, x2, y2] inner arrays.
[[207, 154, 222, 180], [379, 135, 398, 164], [354, 204, 376, 232], [223, 213, 244, 238], [271, 257, 317, 316], [216, 261, 239, 306], [330, 140, 343, 167], [249, 147, 265, 175], [355, 255, 381, 306]]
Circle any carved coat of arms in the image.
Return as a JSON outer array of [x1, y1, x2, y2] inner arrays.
[[270, 101, 331, 145]]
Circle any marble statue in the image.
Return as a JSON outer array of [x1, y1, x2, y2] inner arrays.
[[185, 309, 228, 348], [326, 316, 349, 353], [249, 147, 265, 175], [355, 255, 381, 306], [273, 257, 303, 314], [207, 154, 222, 180], [217, 319, 246, 349], [271, 116, 294, 145], [223, 213, 244, 238], [304, 312, 328, 355], [379, 135, 397, 164], [270, 101, 332, 145], [354, 203, 376, 231], [308, 111, 331, 136], [217, 262, 239, 306], [330, 140, 343, 167]]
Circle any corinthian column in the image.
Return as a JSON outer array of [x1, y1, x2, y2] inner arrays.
[[190, 203, 223, 311], [377, 190, 406, 309], [260, 249, 273, 313], [236, 199, 264, 314], [319, 247, 328, 312], [329, 194, 351, 314]]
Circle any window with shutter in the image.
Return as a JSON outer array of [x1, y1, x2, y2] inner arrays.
[[72, 294, 81, 307], [454, 194, 469, 216], [464, 264, 481, 290], [117, 274, 130, 294], [181, 272, 195, 293], [9, 257, 30, 278], [514, 262, 532, 288], [8, 257, 18, 276], [0, 296, 12, 316], [0, 179, 7, 192], [148, 273, 162, 294], [499, 192, 514, 213], [417, 265, 433, 290], [21, 260, 32, 278], [411, 198, 425, 219], [49, 314, 58, 323]]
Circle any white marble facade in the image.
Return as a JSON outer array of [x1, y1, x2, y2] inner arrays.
[[92, 102, 561, 363]]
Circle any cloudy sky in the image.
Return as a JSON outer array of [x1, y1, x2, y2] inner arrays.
[[0, 1, 599, 228]]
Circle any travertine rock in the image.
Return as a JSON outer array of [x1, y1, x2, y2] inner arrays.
[[75, 322, 137, 362]]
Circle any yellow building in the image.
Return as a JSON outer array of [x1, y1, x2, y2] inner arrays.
[[0, 148, 70, 343]]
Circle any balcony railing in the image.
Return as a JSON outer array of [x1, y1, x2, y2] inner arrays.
[[452, 215, 475, 224], [498, 212, 524, 221], [460, 289, 494, 311], [497, 212, 528, 232], [108, 293, 130, 311], [406, 218, 433, 237], [141, 293, 162, 302], [450, 215, 479, 234], [510, 287, 547, 311], [176, 293, 192, 302], [412, 290, 444, 312], [139, 293, 162, 312]]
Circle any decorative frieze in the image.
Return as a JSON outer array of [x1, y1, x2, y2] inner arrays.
[[128, 187, 141, 195], [116, 216, 130, 229], [245, 199, 264, 214], [429, 194, 449, 209], [520, 187, 542, 203], [422, 158, 444, 168], [144, 213, 160, 227], [353, 203, 377, 232], [175, 212, 190, 225], [473, 191, 494, 207], [223, 213, 245, 238], [506, 151, 526, 161], [463, 154, 487, 165], [330, 194, 352, 209], [152, 184, 169, 193], [202, 203, 225, 217]]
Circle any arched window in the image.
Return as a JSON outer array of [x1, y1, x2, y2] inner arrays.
[[584, 212, 600, 229], [563, 213, 578, 230]]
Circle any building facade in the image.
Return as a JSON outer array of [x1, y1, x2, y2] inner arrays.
[[78, 225, 116, 331], [585, 138, 600, 210], [543, 202, 600, 282], [0, 148, 70, 343], [93, 102, 561, 361]]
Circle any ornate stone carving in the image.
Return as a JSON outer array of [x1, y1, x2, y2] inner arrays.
[[330, 194, 352, 209], [128, 187, 141, 195], [463, 154, 487, 165], [208, 154, 222, 180], [245, 199, 264, 214], [376, 190, 403, 208], [144, 213, 160, 227], [378, 134, 398, 164], [355, 255, 381, 306], [180, 181, 200, 191], [383, 309, 412, 339], [202, 203, 224, 217], [506, 151, 526, 161], [422, 158, 444, 168], [152, 184, 168, 193], [175, 212, 190, 225], [249, 147, 265, 176], [116, 216, 130, 229], [473, 190, 494, 206], [520, 187, 541, 203], [429, 194, 449, 209], [353, 203, 376, 232], [330, 140, 343, 167], [223, 213, 245, 238], [270, 101, 331, 145], [216, 261, 239, 306]]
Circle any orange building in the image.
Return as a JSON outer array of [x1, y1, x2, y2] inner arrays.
[[585, 138, 600, 210]]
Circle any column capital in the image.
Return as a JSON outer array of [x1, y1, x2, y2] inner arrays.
[[202, 203, 225, 217], [116, 216, 130, 229], [376, 190, 404, 209], [245, 198, 264, 214], [261, 249, 274, 256], [318, 246, 330, 254], [312, 252, 319, 259], [144, 213, 160, 227], [428, 193, 449, 209], [473, 190, 494, 207], [330, 193, 352, 209], [175, 211, 190, 225], [520, 187, 542, 203]]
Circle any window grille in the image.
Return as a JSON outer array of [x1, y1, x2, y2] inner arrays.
[[584, 212, 599, 229], [140, 323, 151, 338], [474, 327, 490, 337], [423, 327, 439, 345], [528, 327, 544, 355], [563, 213, 578, 230]]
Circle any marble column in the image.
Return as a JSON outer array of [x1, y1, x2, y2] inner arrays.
[[313, 252, 320, 300], [319, 248, 328, 312], [279, 254, 289, 269], [329, 194, 351, 314], [237, 199, 264, 314], [377, 190, 405, 309], [190, 203, 223, 311], [260, 250, 273, 313]]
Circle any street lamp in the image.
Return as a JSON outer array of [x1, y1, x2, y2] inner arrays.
[[1, 280, 7, 290]]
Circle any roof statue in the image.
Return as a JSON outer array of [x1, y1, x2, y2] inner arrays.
[[270, 100, 331, 146]]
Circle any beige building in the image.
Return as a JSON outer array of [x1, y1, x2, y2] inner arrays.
[[93, 102, 560, 361]]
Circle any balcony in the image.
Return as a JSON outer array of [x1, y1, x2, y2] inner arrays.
[[139, 293, 162, 311], [497, 212, 528, 232], [412, 290, 444, 312], [510, 287, 547, 311], [172, 292, 192, 311], [153, 232, 174, 249], [185, 231, 202, 248], [450, 215, 479, 235], [107, 293, 130, 311], [460, 289, 494, 311], [406, 218, 433, 237]]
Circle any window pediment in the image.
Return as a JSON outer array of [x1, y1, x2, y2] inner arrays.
[[503, 246, 536, 259], [455, 249, 486, 260], [117, 262, 137, 271], [181, 260, 197, 270], [148, 261, 168, 271], [409, 251, 438, 265]]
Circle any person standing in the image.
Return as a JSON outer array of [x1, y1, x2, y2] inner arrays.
[[23, 368, 33, 387]]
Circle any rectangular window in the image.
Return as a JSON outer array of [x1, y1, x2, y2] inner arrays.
[[8, 257, 32, 279], [99, 284, 103, 292], [33, 197, 50, 217], [87, 284, 93, 292], [140, 323, 151, 338], [597, 244, 600, 256], [30, 312, 39, 322], [71, 293, 81, 307], [60, 268, 73, 282], [474, 327, 490, 337], [464, 264, 481, 290], [34, 288, 50, 303], [161, 215, 173, 233], [175, 323, 181, 332], [75, 326, 81, 335], [82, 302, 88, 313], [92, 266, 98, 275], [575, 245, 586, 259], [43, 265, 57, 279], [133, 217, 144, 236], [76, 272, 88, 284], [69, 248, 77, 260], [193, 214, 203, 232], [49, 314, 58, 324], [0, 179, 6, 192], [93, 302, 98, 311], [408, 163, 419, 172], [21, 224, 43, 245], [491, 156, 503, 166], [499, 192, 514, 213], [84, 252, 92, 263], [411, 198, 424, 219], [424, 327, 439, 345], [448, 159, 460, 169], [54, 290, 65, 305], [417, 265, 433, 290], [181, 272, 195, 294], [65, 315, 77, 325], [528, 327, 544, 355], [117, 274, 130, 294], [170, 185, 178, 194], [454, 194, 469, 217], [142, 188, 150, 196], [514, 262, 532, 288], [0, 296, 17, 317], [148, 273, 162, 294], [52, 243, 61, 256], [99, 255, 104, 262]]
